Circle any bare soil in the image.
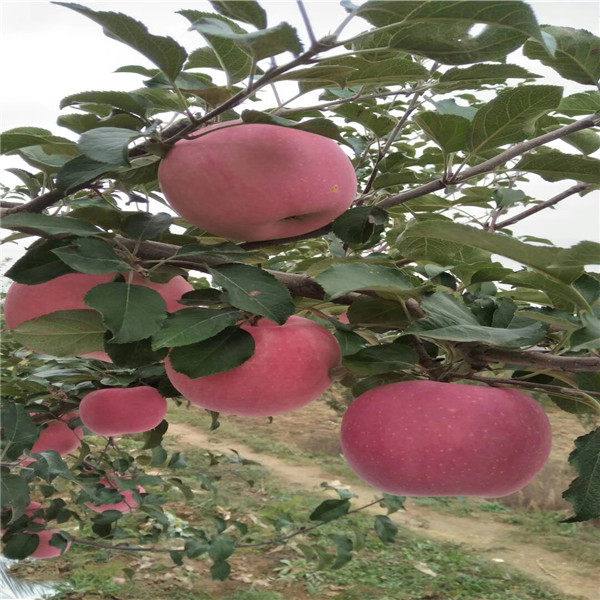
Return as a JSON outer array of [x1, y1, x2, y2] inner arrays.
[[167, 400, 598, 600]]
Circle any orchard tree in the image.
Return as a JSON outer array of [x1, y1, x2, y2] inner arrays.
[[1, 0, 600, 579]]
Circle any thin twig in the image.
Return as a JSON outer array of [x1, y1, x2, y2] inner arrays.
[[296, 0, 317, 45], [494, 183, 593, 230]]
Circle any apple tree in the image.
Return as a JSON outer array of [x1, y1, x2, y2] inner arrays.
[[1, 0, 600, 577]]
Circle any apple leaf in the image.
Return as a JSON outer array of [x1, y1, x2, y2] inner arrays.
[[52, 238, 132, 274], [0, 404, 37, 462], [11, 309, 106, 356], [315, 263, 415, 299], [78, 127, 142, 166], [404, 292, 547, 348], [1, 533, 39, 560], [415, 111, 470, 153], [332, 206, 388, 245], [209, 1, 267, 29], [151, 308, 244, 349], [85, 282, 167, 343], [309, 499, 350, 522], [55, 155, 116, 192], [169, 327, 255, 377], [563, 427, 600, 522], [515, 149, 600, 185], [121, 212, 172, 241], [344, 338, 418, 375], [374, 514, 398, 543], [56, 3, 187, 80], [1, 213, 102, 237], [209, 264, 295, 325], [59, 90, 148, 116]]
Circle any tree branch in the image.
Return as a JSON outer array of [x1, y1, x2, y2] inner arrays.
[[376, 114, 600, 210], [457, 342, 600, 373], [494, 182, 593, 230]]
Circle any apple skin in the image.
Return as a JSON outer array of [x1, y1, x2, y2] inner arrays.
[[158, 123, 358, 241], [4, 272, 193, 358], [165, 316, 342, 417], [341, 380, 552, 498], [30, 530, 71, 559], [85, 477, 145, 514], [24, 413, 83, 464], [79, 386, 167, 436]]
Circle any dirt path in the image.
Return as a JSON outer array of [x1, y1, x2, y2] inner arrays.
[[168, 421, 597, 600]]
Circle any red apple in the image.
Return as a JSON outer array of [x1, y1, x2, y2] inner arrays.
[[165, 316, 341, 417], [85, 477, 145, 514], [23, 413, 83, 464], [30, 529, 71, 559], [158, 123, 357, 241], [4, 272, 193, 357], [79, 386, 167, 436], [341, 380, 552, 497]]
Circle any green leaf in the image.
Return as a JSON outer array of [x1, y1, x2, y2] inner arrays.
[[12, 309, 106, 356], [1, 213, 101, 237], [333, 102, 396, 137], [344, 338, 418, 375], [332, 206, 388, 245], [0, 473, 31, 520], [329, 534, 353, 569], [56, 155, 115, 193], [179, 10, 253, 84], [2, 533, 39, 560], [374, 514, 398, 544], [492, 188, 526, 208], [142, 421, 168, 450], [563, 427, 600, 522], [52, 238, 132, 274], [315, 263, 415, 299], [347, 297, 410, 329], [85, 282, 167, 343], [1, 127, 74, 155], [210, 560, 231, 580], [151, 308, 243, 349], [434, 64, 540, 92], [169, 327, 255, 377], [209, 536, 235, 561], [209, 1, 267, 29], [570, 308, 600, 351], [524, 26, 600, 85], [279, 56, 429, 89], [121, 212, 172, 241], [0, 404, 37, 462], [467, 86, 562, 153], [309, 499, 350, 522], [56, 3, 187, 80], [397, 220, 593, 283], [5, 239, 74, 284], [557, 91, 600, 116], [187, 17, 302, 60], [432, 99, 478, 120], [563, 129, 600, 156], [59, 90, 147, 116], [379, 494, 406, 514], [335, 330, 367, 356], [78, 127, 141, 166], [404, 292, 546, 348], [414, 111, 470, 153], [104, 336, 168, 367], [209, 264, 295, 325], [516, 149, 600, 184]]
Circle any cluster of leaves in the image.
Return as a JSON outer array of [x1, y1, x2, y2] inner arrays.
[[1, 0, 600, 578]]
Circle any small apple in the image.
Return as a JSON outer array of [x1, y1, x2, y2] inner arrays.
[[341, 380, 552, 497], [79, 386, 167, 436], [158, 123, 357, 241], [165, 316, 341, 417], [22, 413, 83, 465], [30, 530, 71, 559]]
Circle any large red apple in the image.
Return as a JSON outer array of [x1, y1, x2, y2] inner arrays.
[[165, 316, 341, 417], [79, 386, 167, 436], [4, 272, 193, 357], [158, 123, 357, 241], [341, 380, 552, 497]]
